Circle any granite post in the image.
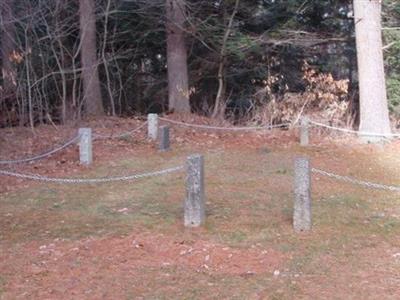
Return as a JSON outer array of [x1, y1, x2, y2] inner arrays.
[[159, 125, 170, 151], [300, 117, 310, 146], [79, 128, 92, 165], [185, 154, 205, 227], [148, 113, 158, 141], [293, 157, 312, 232]]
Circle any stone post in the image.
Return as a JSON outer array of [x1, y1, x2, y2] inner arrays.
[[159, 125, 170, 151], [293, 157, 312, 232], [148, 113, 158, 141], [79, 128, 92, 165], [300, 117, 310, 146], [185, 154, 205, 227]]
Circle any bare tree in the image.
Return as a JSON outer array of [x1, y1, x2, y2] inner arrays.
[[354, 0, 391, 141], [212, 0, 240, 118], [79, 0, 104, 116], [166, 0, 190, 113]]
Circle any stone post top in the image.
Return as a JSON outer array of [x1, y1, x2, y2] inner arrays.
[[294, 156, 310, 162], [79, 128, 92, 132], [301, 116, 310, 122], [187, 154, 203, 160]]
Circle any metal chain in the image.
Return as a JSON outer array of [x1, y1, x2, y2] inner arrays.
[[312, 168, 400, 192], [0, 134, 80, 165], [93, 121, 148, 140], [309, 120, 400, 138], [0, 165, 184, 184], [159, 117, 291, 131]]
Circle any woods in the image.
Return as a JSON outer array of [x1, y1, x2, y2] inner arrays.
[[0, 0, 399, 134]]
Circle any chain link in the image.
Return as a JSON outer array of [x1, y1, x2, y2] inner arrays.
[[312, 168, 400, 192], [93, 121, 148, 140], [309, 120, 400, 138], [0, 165, 184, 184], [159, 117, 291, 131], [0, 134, 80, 165]]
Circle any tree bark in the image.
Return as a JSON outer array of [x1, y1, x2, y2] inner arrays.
[[79, 0, 104, 116], [354, 0, 391, 142], [0, 0, 17, 106], [166, 0, 190, 113]]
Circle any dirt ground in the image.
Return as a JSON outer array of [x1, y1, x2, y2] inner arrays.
[[1, 114, 400, 299]]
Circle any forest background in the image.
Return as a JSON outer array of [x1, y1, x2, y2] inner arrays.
[[0, 0, 399, 128]]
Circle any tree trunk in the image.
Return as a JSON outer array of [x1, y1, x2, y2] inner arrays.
[[0, 0, 17, 108], [354, 0, 391, 142], [212, 0, 240, 119], [79, 0, 104, 116], [166, 0, 190, 113]]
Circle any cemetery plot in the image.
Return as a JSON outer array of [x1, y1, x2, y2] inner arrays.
[[1, 120, 400, 299]]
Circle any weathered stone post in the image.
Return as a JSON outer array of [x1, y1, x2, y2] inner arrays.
[[293, 157, 312, 232], [159, 125, 170, 151], [79, 128, 92, 165], [148, 113, 158, 141], [300, 117, 310, 146], [185, 154, 205, 227]]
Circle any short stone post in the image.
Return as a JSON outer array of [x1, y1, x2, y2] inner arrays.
[[185, 154, 205, 227], [148, 113, 158, 141], [79, 128, 92, 165], [300, 117, 310, 146], [159, 125, 170, 151], [293, 157, 312, 232]]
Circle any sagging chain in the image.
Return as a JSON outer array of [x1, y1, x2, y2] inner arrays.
[[312, 168, 400, 192], [0, 165, 184, 184], [0, 134, 80, 165]]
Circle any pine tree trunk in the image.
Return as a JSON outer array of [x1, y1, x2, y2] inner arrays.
[[166, 0, 190, 113], [1, 0, 17, 107], [79, 0, 104, 116], [354, 0, 391, 142]]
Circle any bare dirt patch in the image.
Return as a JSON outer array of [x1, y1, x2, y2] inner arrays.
[[0, 232, 284, 299]]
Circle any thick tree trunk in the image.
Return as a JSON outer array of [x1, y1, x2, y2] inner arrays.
[[354, 0, 391, 142], [0, 0, 17, 106], [79, 0, 104, 116], [166, 0, 190, 113]]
